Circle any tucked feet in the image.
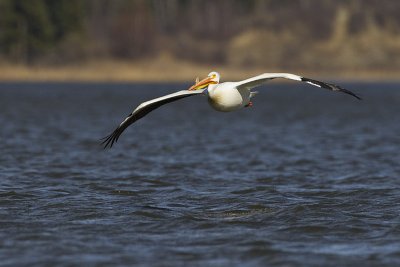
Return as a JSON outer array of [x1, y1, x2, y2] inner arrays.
[[245, 101, 253, 108]]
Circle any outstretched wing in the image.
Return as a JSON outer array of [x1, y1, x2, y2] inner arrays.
[[101, 89, 205, 148], [235, 73, 361, 100]]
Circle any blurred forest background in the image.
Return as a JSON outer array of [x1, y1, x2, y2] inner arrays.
[[0, 0, 400, 81]]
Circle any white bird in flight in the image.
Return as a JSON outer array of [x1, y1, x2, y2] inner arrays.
[[101, 72, 360, 148]]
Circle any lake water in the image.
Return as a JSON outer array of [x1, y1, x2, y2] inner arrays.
[[0, 82, 399, 266]]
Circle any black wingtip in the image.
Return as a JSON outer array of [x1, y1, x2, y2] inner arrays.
[[100, 128, 121, 149], [301, 77, 361, 100], [100, 134, 115, 149], [336, 85, 362, 100]]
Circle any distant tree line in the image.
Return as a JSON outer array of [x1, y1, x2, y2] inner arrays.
[[0, 0, 84, 63], [1, 0, 400, 69]]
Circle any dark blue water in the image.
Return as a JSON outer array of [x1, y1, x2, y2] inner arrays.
[[0, 82, 399, 266]]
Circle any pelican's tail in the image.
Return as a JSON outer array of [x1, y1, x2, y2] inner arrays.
[[250, 91, 258, 98]]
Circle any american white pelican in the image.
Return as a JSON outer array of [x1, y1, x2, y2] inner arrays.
[[102, 72, 360, 148]]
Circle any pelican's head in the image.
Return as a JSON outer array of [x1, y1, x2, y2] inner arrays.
[[188, 71, 220, 91]]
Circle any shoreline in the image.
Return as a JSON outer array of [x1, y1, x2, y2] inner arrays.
[[0, 60, 399, 83]]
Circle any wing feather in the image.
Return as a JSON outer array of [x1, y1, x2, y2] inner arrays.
[[101, 89, 205, 148], [235, 73, 361, 100]]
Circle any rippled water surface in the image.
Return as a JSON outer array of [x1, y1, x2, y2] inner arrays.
[[1, 82, 400, 266]]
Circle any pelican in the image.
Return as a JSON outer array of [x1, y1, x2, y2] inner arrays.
[[101, 72, 360, 148]]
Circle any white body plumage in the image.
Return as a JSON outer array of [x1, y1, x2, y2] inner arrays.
[[207, 82, 251, 112]]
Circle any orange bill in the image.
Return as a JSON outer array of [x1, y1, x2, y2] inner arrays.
[[188, 76, 217, 91]]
